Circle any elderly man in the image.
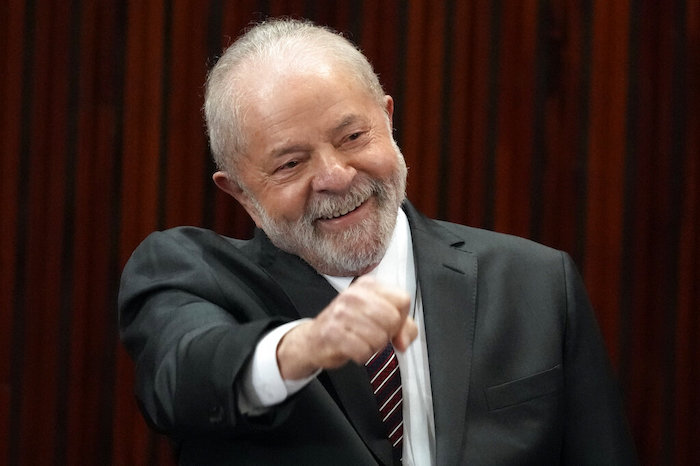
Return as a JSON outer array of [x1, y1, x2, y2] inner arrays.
[[119, 18, 637, 465]]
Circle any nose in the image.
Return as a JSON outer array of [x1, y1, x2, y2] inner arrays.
[[311, 147, 356, 193]]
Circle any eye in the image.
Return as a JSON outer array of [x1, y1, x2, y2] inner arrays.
[[278, 160, 299, 171], [343, 131, 368, 146]]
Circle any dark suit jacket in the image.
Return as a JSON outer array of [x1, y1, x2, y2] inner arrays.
[[119, 201, 637, 465]]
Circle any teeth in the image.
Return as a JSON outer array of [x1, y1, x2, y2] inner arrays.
[[323, 199, 364, 219]]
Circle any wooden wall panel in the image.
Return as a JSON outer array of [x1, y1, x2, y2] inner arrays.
[[1, 1, 698, 464], [676, 6, 700, 463], [1, 0, 22, 462]]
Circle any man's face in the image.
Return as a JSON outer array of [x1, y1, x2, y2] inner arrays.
[[215, 65, 407, 276]]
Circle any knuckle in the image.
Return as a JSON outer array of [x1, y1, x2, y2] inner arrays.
[[337, 289, 363, 307], [397, 293, 411, 309], [330, 302, 353, 321], [318, 320, 341, 342]]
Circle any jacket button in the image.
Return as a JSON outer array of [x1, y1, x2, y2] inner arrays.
[[208, 405, 224, 424]]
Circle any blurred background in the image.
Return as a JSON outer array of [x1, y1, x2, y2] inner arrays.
[[1, 1, 698, 464]]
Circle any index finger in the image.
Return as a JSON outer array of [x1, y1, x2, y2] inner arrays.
[[351, 276, 411, 318]]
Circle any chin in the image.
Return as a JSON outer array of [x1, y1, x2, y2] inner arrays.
[[303, 231, 390, 276]]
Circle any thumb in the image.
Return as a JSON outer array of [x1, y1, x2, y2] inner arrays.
[[391, 316, 418, 352]]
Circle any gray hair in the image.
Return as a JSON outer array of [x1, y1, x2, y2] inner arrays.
[[204, 18, 386, 177]]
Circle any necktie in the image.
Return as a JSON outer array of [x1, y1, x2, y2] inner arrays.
[[365, 343, 403, 462]]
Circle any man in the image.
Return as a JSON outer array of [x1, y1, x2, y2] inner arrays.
[[119, 18, 637, 465]]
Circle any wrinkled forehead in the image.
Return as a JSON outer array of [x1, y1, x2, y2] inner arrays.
[[235, 62, 382, 137]]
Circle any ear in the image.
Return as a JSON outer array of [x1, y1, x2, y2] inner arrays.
[[383, 95, 395, 129], [212, 171, 262, 227]]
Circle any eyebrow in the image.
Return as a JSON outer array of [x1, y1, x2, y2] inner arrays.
[[268, 143, 310, 159], [332, 114, 365, 134]]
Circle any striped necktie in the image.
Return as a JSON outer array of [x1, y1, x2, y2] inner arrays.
[[365, 343, 403, 462]]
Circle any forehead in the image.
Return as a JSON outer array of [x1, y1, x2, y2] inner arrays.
[[239, 65, 381, 144]]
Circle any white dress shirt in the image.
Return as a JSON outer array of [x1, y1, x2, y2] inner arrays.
[[238, 209, 436, 465]]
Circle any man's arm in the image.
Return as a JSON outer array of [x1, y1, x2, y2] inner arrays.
[[118, 229, 292, 435], [119, 229, 417, 436]]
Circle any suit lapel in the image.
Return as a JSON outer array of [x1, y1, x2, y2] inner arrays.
[[256, 232, 394, 465], [404, 203, 478, 466]]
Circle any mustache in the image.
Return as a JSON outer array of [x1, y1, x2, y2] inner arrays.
[[302, 177, 386, 223]]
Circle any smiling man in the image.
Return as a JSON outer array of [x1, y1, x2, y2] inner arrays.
[[118, 18, 637, 466], [212, 60, 407, 278]]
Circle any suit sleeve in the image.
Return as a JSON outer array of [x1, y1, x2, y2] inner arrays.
[[118, 229, 295, 437], [560, 252, 638, 464]]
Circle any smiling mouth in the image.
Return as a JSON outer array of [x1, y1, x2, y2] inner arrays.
[[319, 197, 367, 220]]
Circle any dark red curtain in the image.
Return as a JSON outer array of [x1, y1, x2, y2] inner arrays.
[[1, 1, 698, 464]]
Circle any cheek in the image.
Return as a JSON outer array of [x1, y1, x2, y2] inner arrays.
[[259, 184, 311, 222], [363, 143, 401, 178]]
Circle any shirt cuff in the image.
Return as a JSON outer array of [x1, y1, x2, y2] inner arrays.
[[238, 319, 319, 414]]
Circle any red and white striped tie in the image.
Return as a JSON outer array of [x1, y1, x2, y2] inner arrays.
[[365, 343, 403, 462]]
